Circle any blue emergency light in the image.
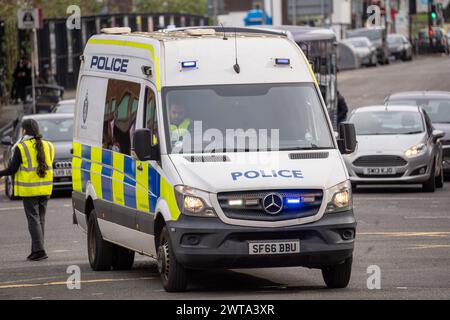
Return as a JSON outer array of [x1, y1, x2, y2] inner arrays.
[[286, 198, 301, 204], [181, 61, 197, 69], [275, 58, 290, 66]]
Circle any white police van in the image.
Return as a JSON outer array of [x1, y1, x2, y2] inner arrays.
[[72, 27, 357, 292]]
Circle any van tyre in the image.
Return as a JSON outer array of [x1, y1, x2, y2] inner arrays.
[[321, 256, 352, 289], [157, 226, 188, 292], [112, 246, 135, 270], [423, 162, 436, 192], [87, 210, 114, 271]]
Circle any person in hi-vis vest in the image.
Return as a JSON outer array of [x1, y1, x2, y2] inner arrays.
[[169, 102, 192, 143], [0, 119, 55, 261]]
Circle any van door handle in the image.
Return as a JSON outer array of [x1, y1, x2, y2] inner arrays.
[[137, 164, 143, 172]]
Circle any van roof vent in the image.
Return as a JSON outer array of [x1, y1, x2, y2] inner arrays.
[[184, 155, 230, 163], [289, 152, 329, 160], [101, 27, 132, 35]]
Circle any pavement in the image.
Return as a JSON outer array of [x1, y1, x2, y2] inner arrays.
[[0, 54, 449, 300]]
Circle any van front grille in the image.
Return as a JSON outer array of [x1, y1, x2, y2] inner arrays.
[[217, 189, 323, 222]]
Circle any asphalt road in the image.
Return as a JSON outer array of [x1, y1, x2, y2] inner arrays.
[[0, 55, 449, 300]]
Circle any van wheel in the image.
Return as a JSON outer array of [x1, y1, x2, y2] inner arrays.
[[321, 256, 352, 289], [436, 165, 444, 189], [87, 210, 113, 271], [112, 246, 135, 270], [423, 162, 436, 192], [157, 226, 188, 292]]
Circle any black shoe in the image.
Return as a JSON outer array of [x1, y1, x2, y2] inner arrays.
[[27, 252, 35, 260], [29, 251, 48, 261]]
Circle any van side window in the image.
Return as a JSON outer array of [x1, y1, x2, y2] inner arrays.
[[102, 79, 140, 155], [144, 87, 159, 146]]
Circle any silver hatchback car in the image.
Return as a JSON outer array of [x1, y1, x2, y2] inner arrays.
[[343, 106, 445, 192]]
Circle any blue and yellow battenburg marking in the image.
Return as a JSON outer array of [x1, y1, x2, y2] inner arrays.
[[72, 141, 179, 219]]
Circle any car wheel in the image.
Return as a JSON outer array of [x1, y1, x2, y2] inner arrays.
[[87, 210, 114, 271], [322, 256, 353, 289], [157, 226, 188, 292], [423, 162, 436, 192], [436, 165, 444, 189], [5, 176, 19, 200]]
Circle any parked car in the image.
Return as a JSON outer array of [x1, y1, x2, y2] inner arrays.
[[53, 99, 75, 113], [1, 113, 74, 199], [387, 34, 413, 61], [342, 36, 378, 67], [418, 28, 449, 54], [343, 105, 444, 192], [386, 91, 450, 177], [347, 27, 390, 65]]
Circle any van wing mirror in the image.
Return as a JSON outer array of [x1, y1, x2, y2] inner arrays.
[[337, 122, 357, 154], [132, 129, 160, 161], [1, 136, 13, 146]]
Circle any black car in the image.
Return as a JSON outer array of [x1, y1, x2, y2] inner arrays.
[[1, 113, 73, 199], [387, 34, 413, 61], [347, 27, 390, 65], [386, 91, 450, 178]]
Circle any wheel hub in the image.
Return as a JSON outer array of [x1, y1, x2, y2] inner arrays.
[[157, 241, 170, 280]]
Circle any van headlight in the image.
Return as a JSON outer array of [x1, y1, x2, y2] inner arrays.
[[405, 143, 426, 158], [174, 185, 216, 217], [325, 180, 352, 213]]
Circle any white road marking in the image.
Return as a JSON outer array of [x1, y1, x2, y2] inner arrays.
[[408, 244, 450, 250], [0, 207, 24, 211], [358, 232, 450, 238], [403, 216, 450, 220]]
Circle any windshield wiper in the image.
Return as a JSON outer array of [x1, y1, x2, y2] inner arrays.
[[403, 131, 423, 135], [278, 145, 332, 151]]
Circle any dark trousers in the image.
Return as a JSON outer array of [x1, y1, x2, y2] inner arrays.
[[23, 196, 49, 253]]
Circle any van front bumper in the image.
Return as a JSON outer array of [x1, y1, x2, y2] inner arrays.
[[166, 210, 356, 270]]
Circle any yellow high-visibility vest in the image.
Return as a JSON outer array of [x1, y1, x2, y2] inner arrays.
[[169, 118, 192, 140], [14, 139, 55, 197]]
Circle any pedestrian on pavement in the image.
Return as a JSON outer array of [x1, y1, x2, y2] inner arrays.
[[11, 56, 32, 103], [337, 90, 349, 124], [0, 119, 55, 261]]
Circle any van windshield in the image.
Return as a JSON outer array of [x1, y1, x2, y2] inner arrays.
[[163, 83, 334, 154]]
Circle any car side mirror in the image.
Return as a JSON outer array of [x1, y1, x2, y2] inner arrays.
[[432, 129, 445, 141], [337, 122, 357, 154], [132, 128, 160, 161], [1, 136, 13, 146]]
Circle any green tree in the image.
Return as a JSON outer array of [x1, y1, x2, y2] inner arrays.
[[0, 0, 102, 96], [135, 0, 207, 15]]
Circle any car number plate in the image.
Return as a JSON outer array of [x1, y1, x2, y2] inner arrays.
[[249, 240, 300, 255], [363, 167, 396, 175], [54, 169, 72, 177]]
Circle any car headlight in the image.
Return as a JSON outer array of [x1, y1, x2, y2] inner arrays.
[[405, 143, 426, 158], [325, 180, 353, 213], [174, 185, 216, 217]]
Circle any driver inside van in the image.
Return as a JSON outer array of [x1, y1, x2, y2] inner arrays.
[[169, 101, 192, 142]]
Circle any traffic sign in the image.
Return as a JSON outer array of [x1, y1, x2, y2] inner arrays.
[[17, 8, 43, 30]]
